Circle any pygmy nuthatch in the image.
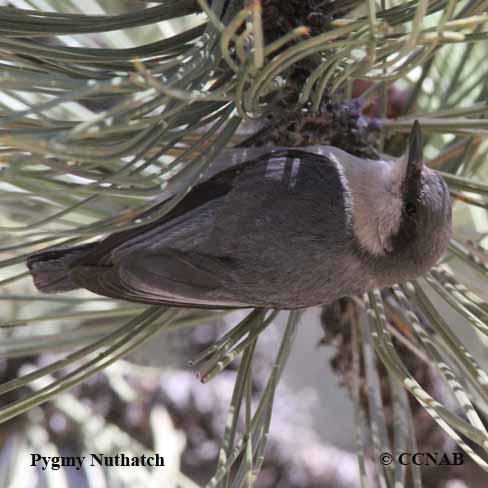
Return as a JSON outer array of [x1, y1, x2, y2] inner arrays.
[[27, 121, 452, 309]]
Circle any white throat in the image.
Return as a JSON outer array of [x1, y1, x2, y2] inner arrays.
[[300, 146, 405, 256]]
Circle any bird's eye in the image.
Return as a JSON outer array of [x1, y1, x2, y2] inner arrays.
[[405, 202, 417, 216]]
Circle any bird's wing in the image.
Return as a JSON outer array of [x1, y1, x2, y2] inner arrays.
[[70, 152, 271, 308], [71, 249, 249, 308], [70, 148, 349, 308]]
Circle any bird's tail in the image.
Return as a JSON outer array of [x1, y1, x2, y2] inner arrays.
[[26, 242, 97, 293]]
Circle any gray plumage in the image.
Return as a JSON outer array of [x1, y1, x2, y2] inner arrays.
[[27, 122, 452, 309]]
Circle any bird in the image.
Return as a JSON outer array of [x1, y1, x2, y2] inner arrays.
[[27, 121, 452, 310]]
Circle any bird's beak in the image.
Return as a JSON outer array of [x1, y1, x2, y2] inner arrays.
[[404, 120, 424, 194], [407, 120, 423, 178]]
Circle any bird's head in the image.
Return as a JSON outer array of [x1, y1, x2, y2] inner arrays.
[[366, 121, 452, 284]]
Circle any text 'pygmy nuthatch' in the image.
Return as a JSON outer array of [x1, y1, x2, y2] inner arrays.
[[27, 121, 452, 309]]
